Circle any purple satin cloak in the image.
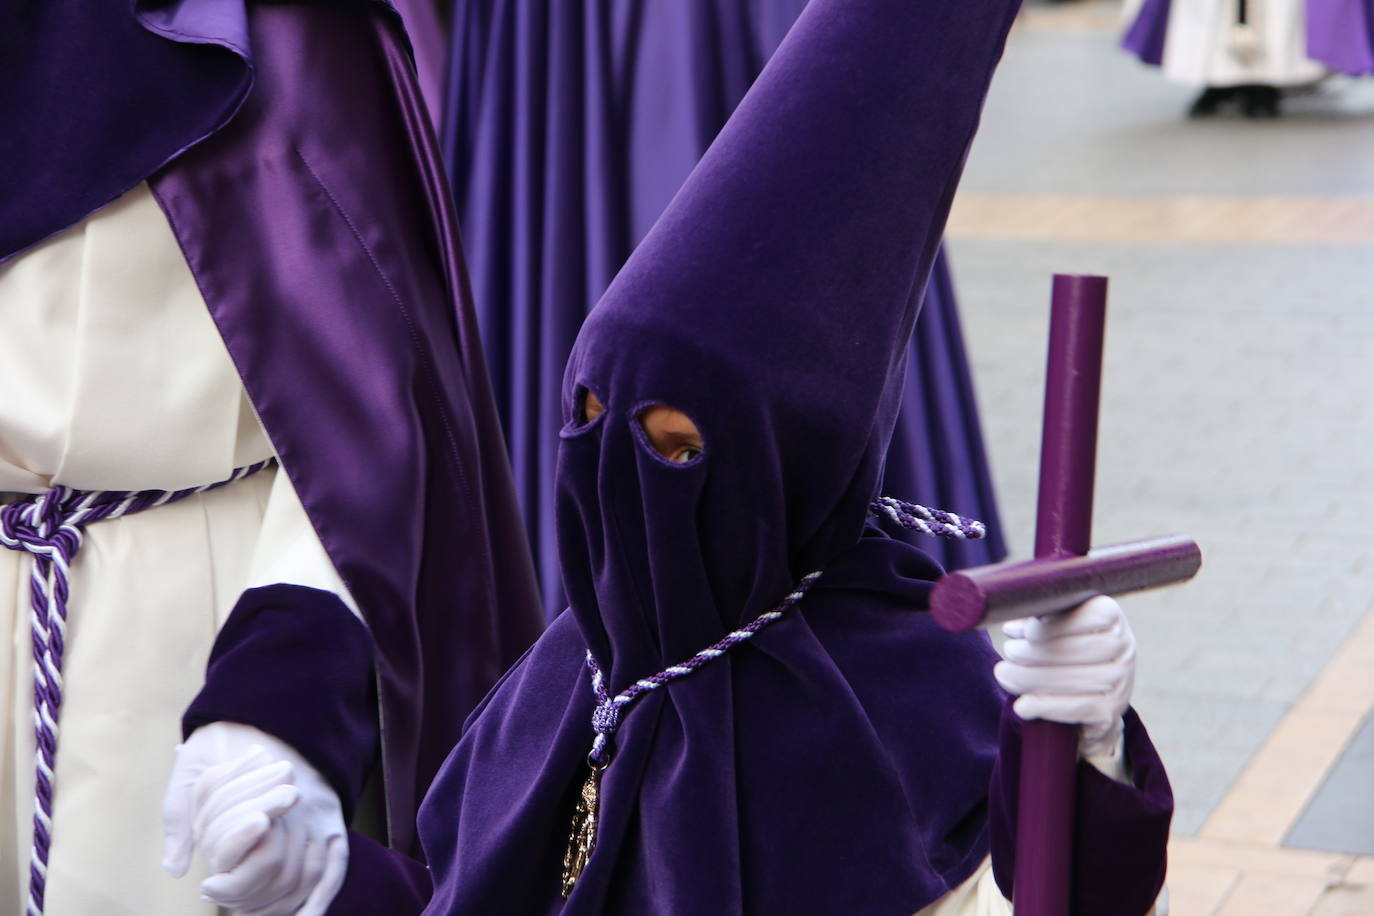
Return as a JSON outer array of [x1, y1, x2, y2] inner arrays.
[[442, 0, 1006, 616], [393, 0, 450, 128], [1123, 0, 1374, 75], [147, 2, 543, 851]]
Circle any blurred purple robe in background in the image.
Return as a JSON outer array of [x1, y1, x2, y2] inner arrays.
[[436, 0, 1007, 614], [1123, 0, 1374, 75], [1307, 0, 1374, 74]]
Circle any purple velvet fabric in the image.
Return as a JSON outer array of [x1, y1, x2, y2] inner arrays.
[[1308, 0, 1374, 74], [887, 257, 1007, 573], [0, 1, 248, 262], [331, 831, 432, 914], [183, 585, 378, 821], [1121, 0, 1172, 67], [443, 0, 1006, 615], [146, 2, 544, 852], [406, 0, 1023, 911], [990, 707, 1174, 915], [422, 543, 1007, 914]]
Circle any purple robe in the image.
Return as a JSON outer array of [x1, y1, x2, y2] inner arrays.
[[1308, 0, 1374, 74], [442, 0, 1006, 616], [7, 0, 544, 854], [1121, 0, 1173, 67]]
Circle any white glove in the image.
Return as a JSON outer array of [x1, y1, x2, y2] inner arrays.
[[993, 595, 1136, 766], [162, 722, 348, 916]]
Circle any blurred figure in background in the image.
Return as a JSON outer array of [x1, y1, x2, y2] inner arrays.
[[1123, 0, 1374, 117]]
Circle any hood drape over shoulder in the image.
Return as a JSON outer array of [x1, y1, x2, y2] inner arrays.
[[418, 0, 1023, 912]]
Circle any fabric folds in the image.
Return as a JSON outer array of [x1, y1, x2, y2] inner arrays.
[[148, 1, 544, 851]]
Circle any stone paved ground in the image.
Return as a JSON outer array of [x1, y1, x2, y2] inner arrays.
[[947, 3, 1374, 911]]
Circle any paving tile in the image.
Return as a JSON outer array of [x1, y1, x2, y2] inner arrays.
[[1170, 836, 1351, 880], [1345, 857, 1374, 885], [1286, 713, 1374, 856], [1162, 863, 1236, 916], [964, 29, 1374, 197], [1212, 872, 1329, 916], [1309, 883, 1374, 916]]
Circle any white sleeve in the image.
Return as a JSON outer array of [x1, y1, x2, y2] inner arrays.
[[1084, 731, 1132, 784], [912, 858, 1009, 916], [245, 465, 361, 620]]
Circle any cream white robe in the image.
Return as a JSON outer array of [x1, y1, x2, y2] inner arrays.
[[0, 184, 354, 916]]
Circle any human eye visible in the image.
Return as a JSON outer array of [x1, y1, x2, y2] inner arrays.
[[637, 405, 705, 463], [671, 446, 704, 464]]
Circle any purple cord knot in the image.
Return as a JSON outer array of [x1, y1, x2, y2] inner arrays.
[[2, 493, 82, 557], [591, 703, 619, 735]]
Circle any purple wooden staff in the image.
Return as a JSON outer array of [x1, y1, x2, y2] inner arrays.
[[930, 275, 1200, 915]]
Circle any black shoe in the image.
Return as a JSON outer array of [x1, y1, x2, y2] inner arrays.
[[1240, 84, 1281, 118], [1189, 86, 1238, 117]]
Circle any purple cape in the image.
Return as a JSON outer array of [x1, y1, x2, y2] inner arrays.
[[443, 0, 1005, 616], [10, 0, 544, 852], [413, 0, 1025, 911]]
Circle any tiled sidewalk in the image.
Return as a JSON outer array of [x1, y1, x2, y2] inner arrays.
[[951, 3, 1374, 912]]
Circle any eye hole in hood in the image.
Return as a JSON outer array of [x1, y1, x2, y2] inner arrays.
[[635, 404, 706, 466]]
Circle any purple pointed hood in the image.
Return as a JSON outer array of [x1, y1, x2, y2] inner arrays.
[[556, 0, 1016, 685], [418, 0, 1022, 912]]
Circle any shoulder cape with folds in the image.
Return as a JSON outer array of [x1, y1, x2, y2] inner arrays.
[[4, 0, 544, 853]]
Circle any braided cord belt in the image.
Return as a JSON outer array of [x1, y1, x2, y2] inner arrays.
[[0, 460, 274, 916]]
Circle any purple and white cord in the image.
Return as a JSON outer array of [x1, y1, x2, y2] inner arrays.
[[584, 570, 824, 766], [870, 496, 986, 540], [582, 496, 985, 766], [0, 460, 273, 916]]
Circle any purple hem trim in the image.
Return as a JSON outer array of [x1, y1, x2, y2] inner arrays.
[[182, 584, 379, 820], [325, 830, 431, 915], [1120, 0, 1171, 67]]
